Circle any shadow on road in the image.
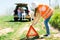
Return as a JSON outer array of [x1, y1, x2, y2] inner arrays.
[[20, 36, 39, 40], [20, 37, 37, 40], [5, 20, 30, 22]]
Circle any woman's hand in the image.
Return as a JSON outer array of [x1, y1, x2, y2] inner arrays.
[[31, 12, 41, 26]]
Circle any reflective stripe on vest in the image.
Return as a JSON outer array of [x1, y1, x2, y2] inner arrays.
[[44, 9, 53, 19], [42, 8, 51, 17], [37, 5, 53, 19]]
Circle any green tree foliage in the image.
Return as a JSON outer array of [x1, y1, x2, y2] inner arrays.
[[49, 9, 60, 30]]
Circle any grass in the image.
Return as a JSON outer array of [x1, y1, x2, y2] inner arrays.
[[0, 16, 29, 40], [49, 9, 60, 30], [0, 16, 45, 40], [0, 9, 60, 40]]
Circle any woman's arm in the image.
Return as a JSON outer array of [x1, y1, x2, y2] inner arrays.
[[31, 12, 41, 26]]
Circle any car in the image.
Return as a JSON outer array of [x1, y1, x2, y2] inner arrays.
[[14, 3, 33, 21]]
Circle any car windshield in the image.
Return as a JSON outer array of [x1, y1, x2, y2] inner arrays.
[[22, 7, 26, 10]]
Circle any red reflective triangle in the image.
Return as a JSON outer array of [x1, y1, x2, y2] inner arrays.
[[26, 25, 39, 37]]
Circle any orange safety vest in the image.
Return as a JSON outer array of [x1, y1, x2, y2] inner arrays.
[[37, 4, 53, 19]]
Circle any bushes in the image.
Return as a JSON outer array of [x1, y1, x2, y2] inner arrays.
[[49, 9, 60, 30]]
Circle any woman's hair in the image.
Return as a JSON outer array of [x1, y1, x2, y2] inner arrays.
[[34, 8, 38, 17]]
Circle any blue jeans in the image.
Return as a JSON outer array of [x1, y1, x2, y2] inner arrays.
[[18, 12, 22, 19], [44, 16, 51, 35]]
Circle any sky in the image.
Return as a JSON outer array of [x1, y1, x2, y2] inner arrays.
[[0, 0, 60, 16]]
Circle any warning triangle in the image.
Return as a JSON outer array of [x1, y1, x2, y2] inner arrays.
[[26, 25, 39, 37]]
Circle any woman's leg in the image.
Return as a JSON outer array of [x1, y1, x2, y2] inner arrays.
[[44, 16, 51, 35], [18, 13, 20, 20]]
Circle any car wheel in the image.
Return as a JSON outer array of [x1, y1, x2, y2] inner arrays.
[[14, 18, 18, 21], [28, 18, 31, 21], [29, 18, 34, 21]]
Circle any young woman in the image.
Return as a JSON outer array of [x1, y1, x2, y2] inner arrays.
[[17, 7, 23, 20], [31, 4, 53, 37]]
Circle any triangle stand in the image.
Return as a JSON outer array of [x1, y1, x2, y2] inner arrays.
[[26, 25, 39, 39]]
